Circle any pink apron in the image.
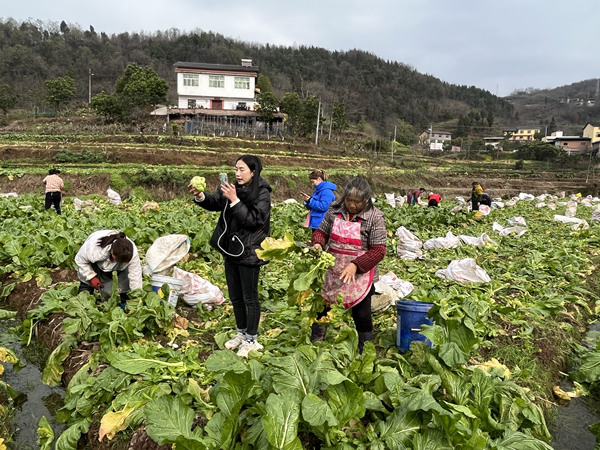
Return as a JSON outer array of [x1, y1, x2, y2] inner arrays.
[[322, 214, 374, 309]]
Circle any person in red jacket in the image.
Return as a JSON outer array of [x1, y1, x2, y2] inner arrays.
[[407, 187, 425, 205], [428, 192, 441, 207]]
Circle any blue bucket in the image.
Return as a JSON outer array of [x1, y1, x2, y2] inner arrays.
[[396, 300, 434, 351]]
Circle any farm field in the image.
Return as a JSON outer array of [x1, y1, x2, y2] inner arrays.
[[1, 186, 600, 449]]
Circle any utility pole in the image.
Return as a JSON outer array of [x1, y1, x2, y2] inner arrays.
[[391, 125, 397, 162], [328, 109, 333, 141], [315, 101, 321, 146], [88, 68, 93, 104]]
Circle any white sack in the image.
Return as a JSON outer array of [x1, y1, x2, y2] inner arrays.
[[458, 233, 497, 246], [508, 216, 527, 227], [107, 188, 121, 205], [395, 226, 423, 260], [395, 196, 406, 207], [535, 202, 546, 208], [492, 222, 527, 237], [435, 258, 491, 283], [283, 198, 298, 204], [505, 199, 517, 207], [565, 200, 578, 218], [379, 271, 415, 299], [173, 267, 224, 309], [455, 196, 466, 204], [592, 204, 600, 222], [423, 231, 461, 250], [491, 201, 504, 209], [518, 193, 535, 201], [554, 214, 589, 230], [478, 205, 491, 216], [385, 193, 396, 207], [0, 192, 18, 197], [74, 198, 83, 210], [143, 234, 191, 276]]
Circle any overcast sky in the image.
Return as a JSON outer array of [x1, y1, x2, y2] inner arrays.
[[3, 0, 599, 97]]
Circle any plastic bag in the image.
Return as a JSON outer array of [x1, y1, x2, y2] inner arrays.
[[423, 231, 461, 250], [385, 193, 396, 207], [107, 188, 121, 205], [508, 216, 527, 226], [491, 201, 504, 209], [73, 198, 83, 210], [455, 196, 466, 204], [435, 258, 491, 283], [592, 204, 600, 222], [379, 271, 414, 298], [554, 214, 589, 230], [173, 267, 224, 309], [565, 200, 578, 218], [372, 281, 396, 312], [395, 226, 423, 260], [492, 222, 527, 237], [478, 205, 491, 216], [143, 234, 191, 276], [518, 193, 535, 201], [141, 201, 159, 212], [458, 233, 497, 246]]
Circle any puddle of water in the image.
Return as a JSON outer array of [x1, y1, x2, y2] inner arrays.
[[550, 322, 600, 449], [1, 318, 66, 449]]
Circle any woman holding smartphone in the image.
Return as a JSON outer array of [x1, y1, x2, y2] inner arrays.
[[189, 155, 272, 358]]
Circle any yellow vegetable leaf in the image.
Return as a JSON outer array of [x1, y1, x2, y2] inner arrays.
[[99, 406, 136, 441], [552, 386, 571, 402]]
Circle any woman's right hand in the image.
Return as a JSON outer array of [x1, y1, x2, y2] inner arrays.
[[189, 184, 204, 200], [301, 192, 310, 201], [313, 243, 322, 251]]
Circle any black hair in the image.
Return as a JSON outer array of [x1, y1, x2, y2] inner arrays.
[[332, 177, 373, 211], [97, 232, 133, 263], [419, 187, 425, 191], [235, 154, 263, 201]]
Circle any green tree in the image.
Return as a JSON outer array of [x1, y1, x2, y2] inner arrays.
[[280, 92, 302, 135], [90, 91, 122, 121], [115, 63, 168, 112], [299, 95, 320, 137], [486, 111, 494, 128], [0, 84, 18, 115], [332, 103, 349, 134], [256, 92, 279, 127], [45, 76, 75, 112], [547, 116, 557, 135], [256, 74, 273, 94]]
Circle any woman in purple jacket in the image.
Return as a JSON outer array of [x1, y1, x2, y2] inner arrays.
[[301, 169, 337, 231]]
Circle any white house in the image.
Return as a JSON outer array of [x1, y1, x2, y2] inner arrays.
[[173, 59, 259, 111]]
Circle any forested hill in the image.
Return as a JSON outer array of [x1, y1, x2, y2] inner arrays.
[[0, 18, 516, 131]]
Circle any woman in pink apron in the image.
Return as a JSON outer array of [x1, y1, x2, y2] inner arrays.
[[310, 177, 387, 353]]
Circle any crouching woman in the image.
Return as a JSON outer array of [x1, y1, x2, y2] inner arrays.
[[75, 230, 143, 309]]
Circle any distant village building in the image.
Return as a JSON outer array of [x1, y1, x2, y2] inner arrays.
[[583, 123, 600, 145], [483, 136, 505, 149], [164, 59, 283, 136], [419, 129, 451, 151], [503, 126, 541, 141]]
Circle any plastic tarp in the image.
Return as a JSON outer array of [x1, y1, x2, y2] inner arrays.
[[435, 258, 491, 283], [173, 267, 224, 309], [395, 226, 423, 260], [143, 234, 191, 276]]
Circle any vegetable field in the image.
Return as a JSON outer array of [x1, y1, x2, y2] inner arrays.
[[1, 192, 600, 449]]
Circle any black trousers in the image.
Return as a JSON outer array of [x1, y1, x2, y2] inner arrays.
[[317, 285, 375, 332], [224, 261, 261, 336], [45, 191, 62, 214]]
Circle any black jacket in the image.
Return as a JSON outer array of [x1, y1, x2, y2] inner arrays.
[[195, 177, 272, 265]]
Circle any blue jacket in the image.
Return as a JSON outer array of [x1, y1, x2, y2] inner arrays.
[[304, 181, 337, 229]]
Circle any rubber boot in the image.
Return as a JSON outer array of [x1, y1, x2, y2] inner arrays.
[[310, 323, 328, 342], [357, 331, 373, 354], [120, 293, 128, 310]]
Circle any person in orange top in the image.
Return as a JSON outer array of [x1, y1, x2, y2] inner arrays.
[[43, 169, 64, 214]]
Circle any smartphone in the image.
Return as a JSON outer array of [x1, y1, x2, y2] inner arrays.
[[219, 173, 228, 185]]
